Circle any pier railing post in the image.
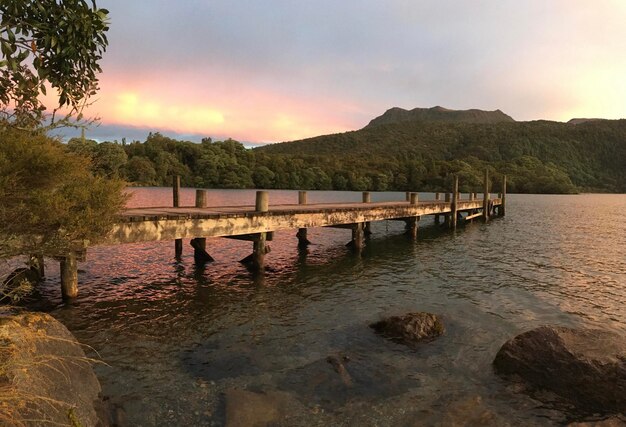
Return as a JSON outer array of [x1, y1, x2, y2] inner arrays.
[[296, 191, 311, 247], [451, 176, 459, 229], [60, 252, 78, 300], [195, 189, 208, 208], [252, 191, 269, 271], [483, 170, 490, 222], [173, 176, 183, 258], [501, 175, 506, 216]]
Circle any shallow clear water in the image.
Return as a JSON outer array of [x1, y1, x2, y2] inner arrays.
[[36, 189, 626, 426]]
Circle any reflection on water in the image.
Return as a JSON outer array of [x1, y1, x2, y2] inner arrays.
[[36, 190, 626, 426]]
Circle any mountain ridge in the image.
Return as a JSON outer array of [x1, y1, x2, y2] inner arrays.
[[364, 106, 516, 128]]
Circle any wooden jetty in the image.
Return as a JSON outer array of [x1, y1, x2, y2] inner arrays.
[[56, 172, 506, 299]]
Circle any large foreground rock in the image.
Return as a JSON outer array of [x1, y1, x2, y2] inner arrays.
[[370, 312, 444, 345], [0, 309, 106, 426], [493, 325, 626, 414]]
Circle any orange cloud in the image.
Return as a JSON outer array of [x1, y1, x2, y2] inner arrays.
[[78, 70, 356, 143]]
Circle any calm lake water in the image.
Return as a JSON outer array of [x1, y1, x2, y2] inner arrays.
[[37, 189, 625, 426]]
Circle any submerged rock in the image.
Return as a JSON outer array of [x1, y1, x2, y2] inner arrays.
[[370, 312, 444, 345], [224, 388, 302, 427], [493, 325, 626, 414], [0, 309, 106, 426]]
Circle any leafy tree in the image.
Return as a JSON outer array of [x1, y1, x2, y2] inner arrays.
[[0, 1, 124, 263], [0, 0, 109, 128], [0, 127, 126, 258], [93, 141, 127, 177], [66, 136, 97, 157], [123, 155, 157, 185], [252, 165, 275, 189]]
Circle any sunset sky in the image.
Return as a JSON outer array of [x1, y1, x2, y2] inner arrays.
[[66, 0, 626, 145]]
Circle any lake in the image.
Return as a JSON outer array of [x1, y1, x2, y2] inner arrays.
[[37, 189, 625, 426]]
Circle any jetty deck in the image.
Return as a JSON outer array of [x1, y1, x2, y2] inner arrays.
[[54, 172, 506, 299], [109, 198, 498, 244]]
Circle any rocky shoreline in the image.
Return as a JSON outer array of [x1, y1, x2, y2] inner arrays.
[[1, 307, 624, 426], [0, 308, 110, 426]]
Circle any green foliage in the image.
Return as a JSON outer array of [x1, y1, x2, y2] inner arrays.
[[0, 0, 109, 128], [110, 119, 625, 194], [0, 127, 127, 257]]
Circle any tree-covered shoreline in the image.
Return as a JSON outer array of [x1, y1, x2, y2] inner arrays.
[[70, 118, 626, 194]]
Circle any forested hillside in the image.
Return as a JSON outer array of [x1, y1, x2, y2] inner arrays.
[[259, 119, 626, 193], [69, 118, 626, 194]]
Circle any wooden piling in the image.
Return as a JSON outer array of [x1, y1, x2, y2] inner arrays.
[[501, 175, 507, 216], [405, 191, 411, 202], [298, 190, 307, 205], [363, 192, 373, 235], [60, 253, 78, 299], [190, 238, 213, 263], [172, 175, 180, 207], [483, 170, 490, 222], [252, 191, 269, 270], [192, 190, 209, 260], [296, 191, 311, 247], [444, 193, 451, 226], [434, 192, 441, 224], [451, 176, 459, 230], [173, 176, 182, 257], [406, 216, 419, 240], [350, 223, 365, 252], [195, 189, 208, 208]]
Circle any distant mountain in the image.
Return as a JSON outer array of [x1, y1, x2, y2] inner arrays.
[[364, 106, 516, 128], [567, 118, 608, 125], [257, 111, 626, 193]]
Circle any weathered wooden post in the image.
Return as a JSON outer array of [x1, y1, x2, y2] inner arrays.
[[407, 193, 419, 240], [451, 176, 459, 230], [362, 192, 372, 236], [252, 191, 269, 271], [296, 191, 311, 247], [173, 176, 183, 258], [405, 191, 411, 202], [195, 189, 207, 208], [190, 189, 213, 262], [500, 175, 507, 216], [60, 252, 78, 299], [444, 193, 451, 227], [350, 223, 365, 252], [483, 170, 490, 222], [434, 192, 441, 224]]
